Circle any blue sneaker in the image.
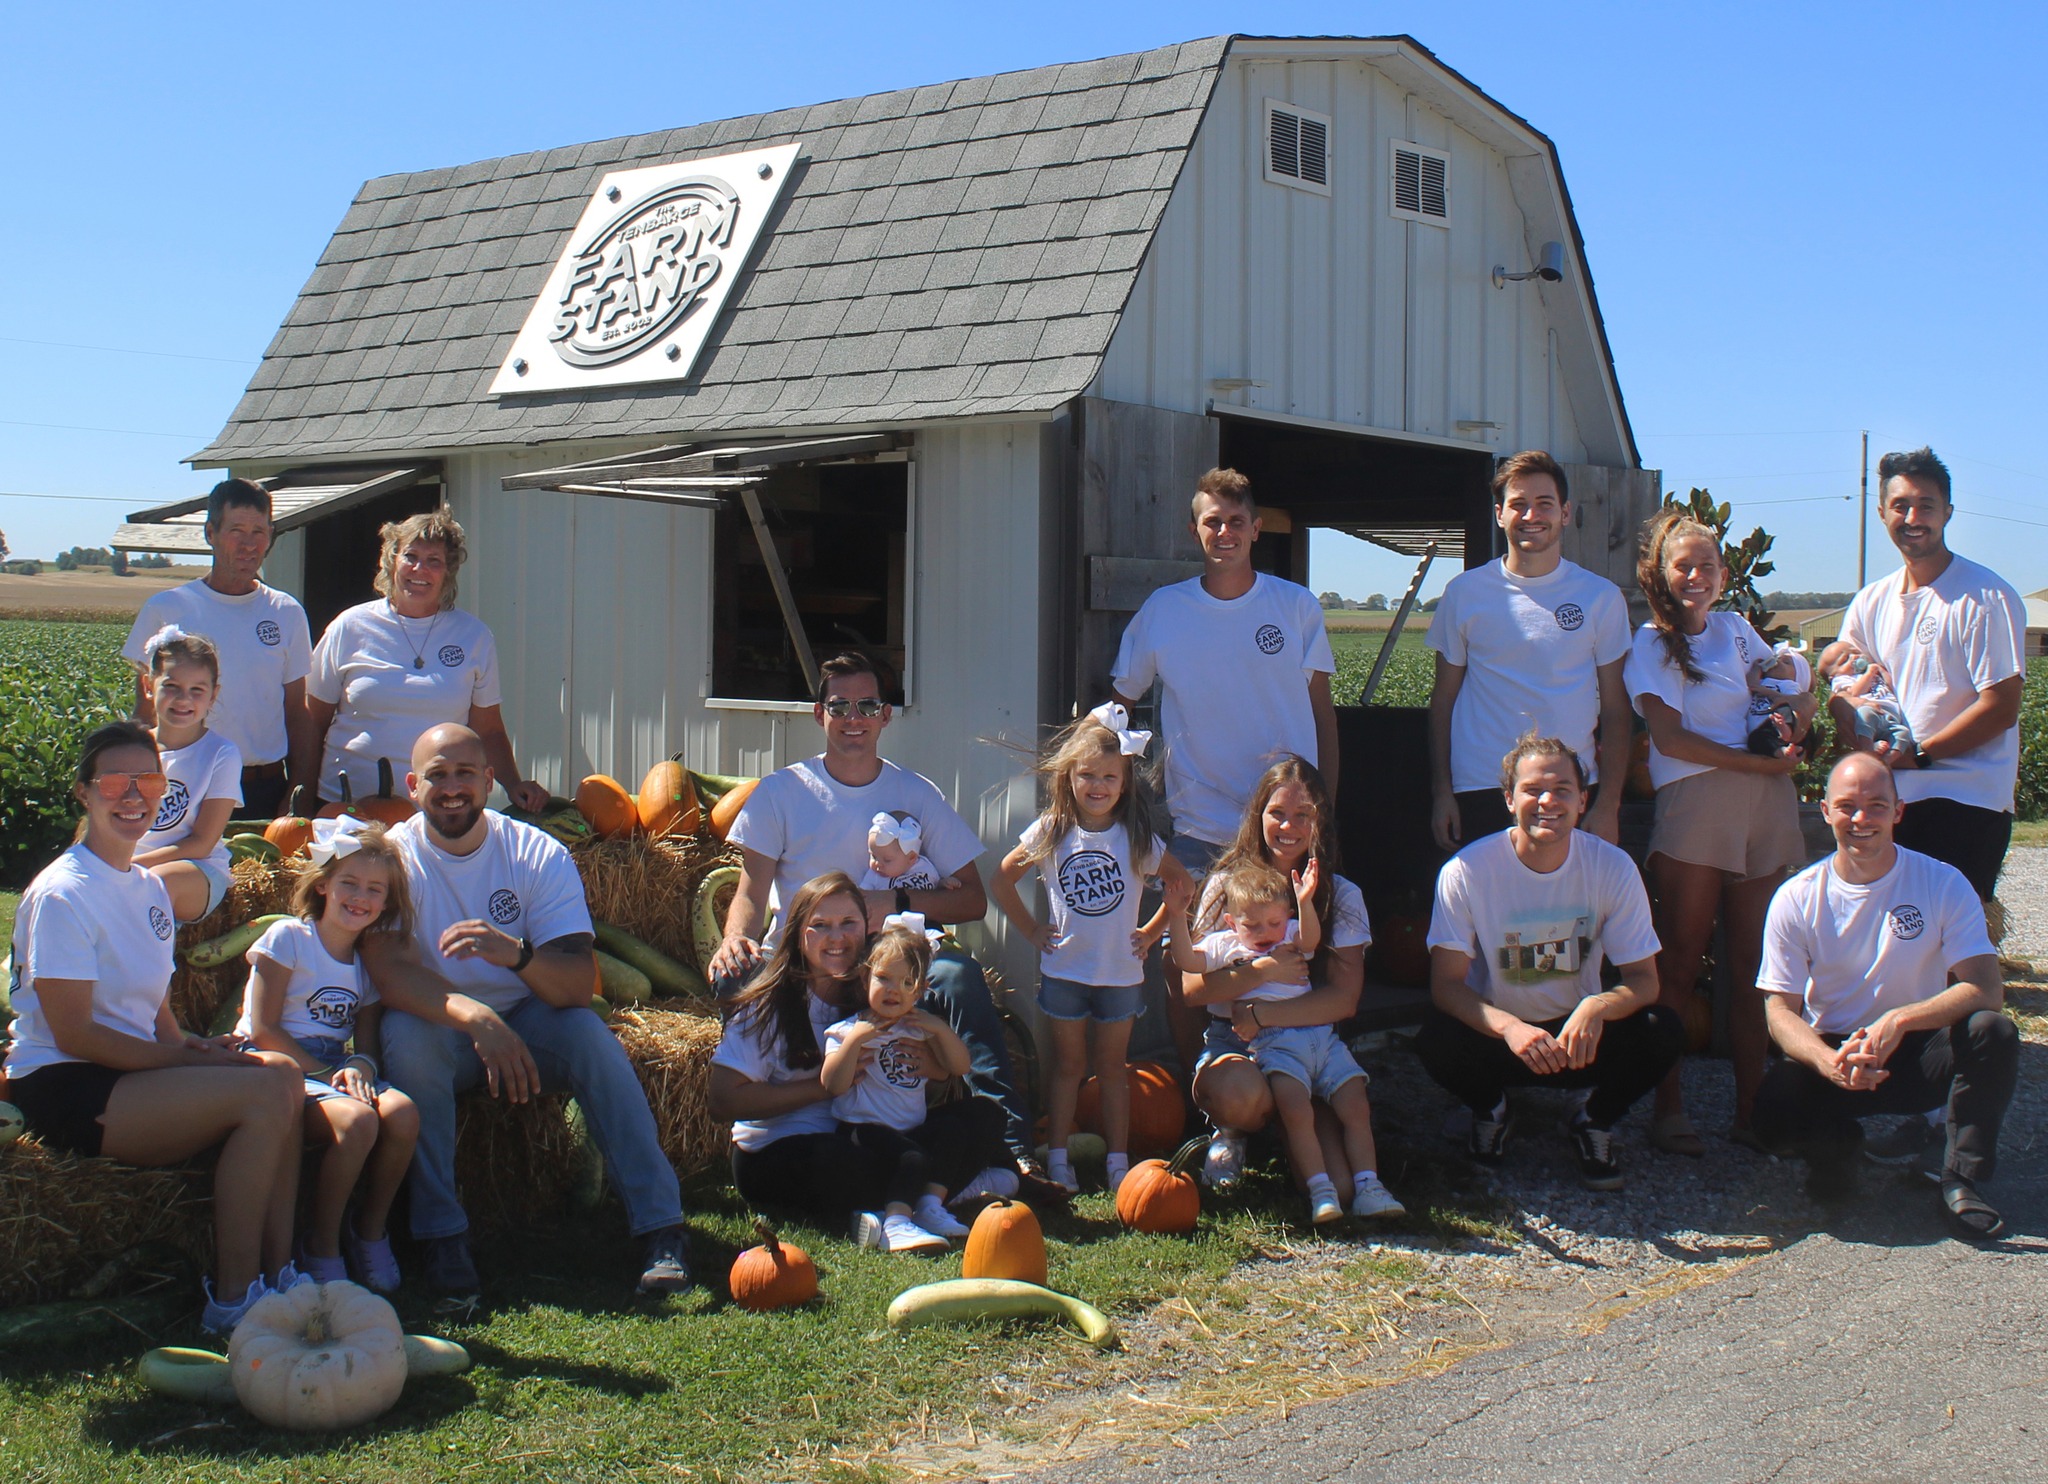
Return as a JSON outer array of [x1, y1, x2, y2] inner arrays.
[[199, 1275, 268, 1338]]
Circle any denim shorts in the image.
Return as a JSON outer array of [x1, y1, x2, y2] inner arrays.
[[1194, 1015, 1253, 1077], [1037, 975, 1145, 1025], [1165, 832, 1226, 880], [297, 1032, 390, 1102], [1250, 1024, 1366, 1100], [196, 859, 233, 917]]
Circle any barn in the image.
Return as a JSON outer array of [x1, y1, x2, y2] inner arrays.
[[128, 34, 1659, 997]]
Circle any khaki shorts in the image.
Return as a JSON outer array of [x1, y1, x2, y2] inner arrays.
[[1650, 769, 1805, 881]]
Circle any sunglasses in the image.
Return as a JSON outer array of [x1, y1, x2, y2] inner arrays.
[[91, 771, 168, 803], [820, 698, 886, 719]]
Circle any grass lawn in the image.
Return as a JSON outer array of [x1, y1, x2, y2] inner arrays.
[[0, 1155, 1512, 1483], [1, 888, 16, 962], [2011, 819, 2048, 850]]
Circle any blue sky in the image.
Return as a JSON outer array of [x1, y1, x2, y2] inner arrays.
[[2, 1, 2042, 606]]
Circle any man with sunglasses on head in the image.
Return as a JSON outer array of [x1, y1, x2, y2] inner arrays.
[[707, 651, 1054, 1198]]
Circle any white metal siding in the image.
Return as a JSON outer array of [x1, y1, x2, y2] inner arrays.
[[1098, 53, 1592, 462]]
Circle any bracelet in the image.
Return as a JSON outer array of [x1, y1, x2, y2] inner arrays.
[[513, 936, 534, 971], [1249, 1002, 1263, 1027], [344, 1052, 379, 1079]]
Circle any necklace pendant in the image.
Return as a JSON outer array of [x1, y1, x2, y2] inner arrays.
[[414, 657, 426, 670]]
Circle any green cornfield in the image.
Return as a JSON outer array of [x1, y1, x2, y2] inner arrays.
[[0, 620, 134, 885]]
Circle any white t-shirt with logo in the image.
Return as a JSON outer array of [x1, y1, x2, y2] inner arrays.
[[728, 757, 985, 949], [237, 916, 378, 1046], [857, 858, 948, 892], [124, 579, 312, 767], [1758, 846, 1995, 1036], [390, 812, 591, 1015], [1195, 921, 1306, 1004], [1192, 871, 1371, 1017], [308, 601, 504, 803], [1112, 574, 1336, 847], [1019, 818, 1165, 988], [1427, 558, 1632, 792], [138, 729, 244, 870], [711, 991, 842, 1152], [5, 846, 178, 1078], [1838, 555, 2025, 812], [1623, 614, 1773, 789], [1428, 830, 1661, 1023], [824, 1016, 930, 1131]]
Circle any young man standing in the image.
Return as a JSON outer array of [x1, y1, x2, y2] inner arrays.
[[1427, 451, 1632, 851], [1111, 467, 1339, 876], [1418, 733, 1682, 1191], [1754, 753, 2015, 1240], [1833, 447, 2025, 904], [122, 478, 314, 818]]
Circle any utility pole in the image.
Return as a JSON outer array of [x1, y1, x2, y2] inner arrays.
[[1857, 430, 1869, 587]]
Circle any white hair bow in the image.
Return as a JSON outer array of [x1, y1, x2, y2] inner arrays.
[[309, 816, 370, 865], [882, 911, 945, 947], [141, 623, 189, 667], [1086, 702, 1153, 757], [869, 812, 923, 853], [1773, 643, 1812, 691]]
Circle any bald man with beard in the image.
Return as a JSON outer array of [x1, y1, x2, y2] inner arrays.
[[363, 725, 688, 1305]]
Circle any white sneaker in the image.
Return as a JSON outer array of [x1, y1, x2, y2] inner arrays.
[[1309, 1188, 1345, 1225], [199, 1275, 267, 1338], [913, 1197, 971, 1240], [949, 1165, 1020, 1206], [1350, 1175, 1407, 1220], [1105, 1155, 1130, 1193], [1203, 1131, 1246, 1188], [881, 1213, 950, 1254], [1046, 1154, 1080, 1194], [852, 1211, 887, 1250]]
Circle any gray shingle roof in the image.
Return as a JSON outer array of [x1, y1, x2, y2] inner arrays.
[[194, 37, 1230, 465]]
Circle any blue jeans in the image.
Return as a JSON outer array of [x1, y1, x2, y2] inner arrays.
[[924, 949, 1033, 1162], [382, 998, 684, 1241]]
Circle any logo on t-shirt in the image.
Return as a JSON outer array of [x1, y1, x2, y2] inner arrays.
[[439, 644, 466, 669], [875, 1035, 923, 1089], [151, 779, 192, 834], [306, 986, 361, 1030], [148, 906, 174, 941], [1555, 603, 1586, 632], [1254, 624, 1286, 656], [1915, 616, 1939, 645], [488, 889, 521, 925], [1888, 904, 1925, 940], [256, 620, 283, 647], [1058, 850, 1127, 916]]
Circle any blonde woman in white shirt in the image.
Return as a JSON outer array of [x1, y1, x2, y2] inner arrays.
[[298, 508, 548, 813]]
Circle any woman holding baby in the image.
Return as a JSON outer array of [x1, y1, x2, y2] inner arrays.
[[1625, 509, 1813, 1153]]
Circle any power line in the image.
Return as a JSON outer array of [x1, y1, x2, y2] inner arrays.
[[0, 335, 257, 366], [0, 491, 149, 504], [0, 418, 204, 440]]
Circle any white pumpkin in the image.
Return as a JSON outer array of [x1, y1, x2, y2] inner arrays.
[[0, 1102, 23, 1148], [228, 1280, 408, 1431]]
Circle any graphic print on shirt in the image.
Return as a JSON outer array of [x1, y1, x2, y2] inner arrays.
[[439, 645, 466, 668], [256, 620, 282, 647], [1255, 624, 1286, 656], [151, 779, 192, 834], [1555, 603, 1585, 632], [1915, 616, 1938, 645], [306, 984, 362, 1030], [1058, 850, 1127, 917], [875, 1035, 922, 1089], [149, 906, 174, 940], [1889, 903, 1925, 940], [488, 888, 522, 925], [1493, 909, 1595, 983]]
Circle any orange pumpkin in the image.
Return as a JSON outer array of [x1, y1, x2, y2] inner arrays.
[[574, 774, 639, 838], [263, 816, 316, 857], [317, 759, 417, 825], [637, 761, 699, 838], [707, 776, 760, 841], [728, 1218, 818, 1312], [960, 1199, 1047, 1285], [1114, 1137, 1208, 1234], [1074, 1061, 1186, 1158]]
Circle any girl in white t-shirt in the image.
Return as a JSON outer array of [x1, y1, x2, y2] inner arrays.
[[240, 820, 419, 1293], [990, 703, 1196, 1194], [133, 626, 243, 924]]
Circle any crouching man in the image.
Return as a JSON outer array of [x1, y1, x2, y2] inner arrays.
[[1755, 752, 2017, 1238]]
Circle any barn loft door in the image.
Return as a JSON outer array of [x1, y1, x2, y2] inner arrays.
[[1560, 463, 1663, 624]]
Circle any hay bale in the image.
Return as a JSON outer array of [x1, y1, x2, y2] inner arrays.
[[573, 834, 739, 979], [168, 857, 305, 1032], [0, 1141, 210, 1307], [452, 1094, 577, 1234], [611, 1007, 728, 1179]]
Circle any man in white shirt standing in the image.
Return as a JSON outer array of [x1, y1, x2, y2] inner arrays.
[[122, 479, 314, 818], [365, 725, 690, 1304], [1833, 447, 2025, 905], [1111, 467, 1339, 878], [1419, 731, 1682, 1191], [1755, 752, 2015, 1240], [1427, 451, 1632, 852]]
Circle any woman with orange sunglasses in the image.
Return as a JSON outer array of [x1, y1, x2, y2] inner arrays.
[[5, 721, 308, 1335]]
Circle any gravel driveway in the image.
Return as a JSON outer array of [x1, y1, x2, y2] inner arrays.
[[1998, 845, 2048, 964]]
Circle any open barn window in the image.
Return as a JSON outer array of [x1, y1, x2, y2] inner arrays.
[[710, 459, 911, 705]]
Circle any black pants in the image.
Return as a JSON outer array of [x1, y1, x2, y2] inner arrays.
[[730, 1130, 886, 1221], [240, 766, 288, 820], [1414, 1003, 1687, 1128], [1753, 1013, 2018, 1184], [845, 1095, 1009, 1207], [1895, 797, 2012, 902]]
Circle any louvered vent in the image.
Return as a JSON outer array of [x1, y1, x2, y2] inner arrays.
[[1391, 142, 1451, 225], [1263, 100, 1331, 195]]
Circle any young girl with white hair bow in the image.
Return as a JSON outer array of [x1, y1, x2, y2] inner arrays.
[[237, 818, 420, 1292], [989, 703, 1197, 1193]]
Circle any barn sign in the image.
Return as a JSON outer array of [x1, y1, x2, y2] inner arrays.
[[489, 143, 800, 395]]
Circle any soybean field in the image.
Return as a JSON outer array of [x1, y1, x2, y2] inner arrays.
[[0, 620, 133, 885]]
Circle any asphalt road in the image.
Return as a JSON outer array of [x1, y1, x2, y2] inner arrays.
[[1025, 1153, 2048, 1484]]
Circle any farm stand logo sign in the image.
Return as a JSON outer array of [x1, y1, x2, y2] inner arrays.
[[491, 144, 800, 396]]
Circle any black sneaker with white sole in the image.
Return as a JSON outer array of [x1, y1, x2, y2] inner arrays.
[[1469, 1103, 1513, 1165], [1863, 1116, 1937, 1168], [1569, 1119, 1624, 1191]]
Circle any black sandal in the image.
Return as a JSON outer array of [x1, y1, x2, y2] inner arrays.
[[1939, 1177, 2005, 1241]]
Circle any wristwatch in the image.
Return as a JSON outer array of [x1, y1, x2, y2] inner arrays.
[[1912, 744, 1934, 770], [513, 936, 534, 971]]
